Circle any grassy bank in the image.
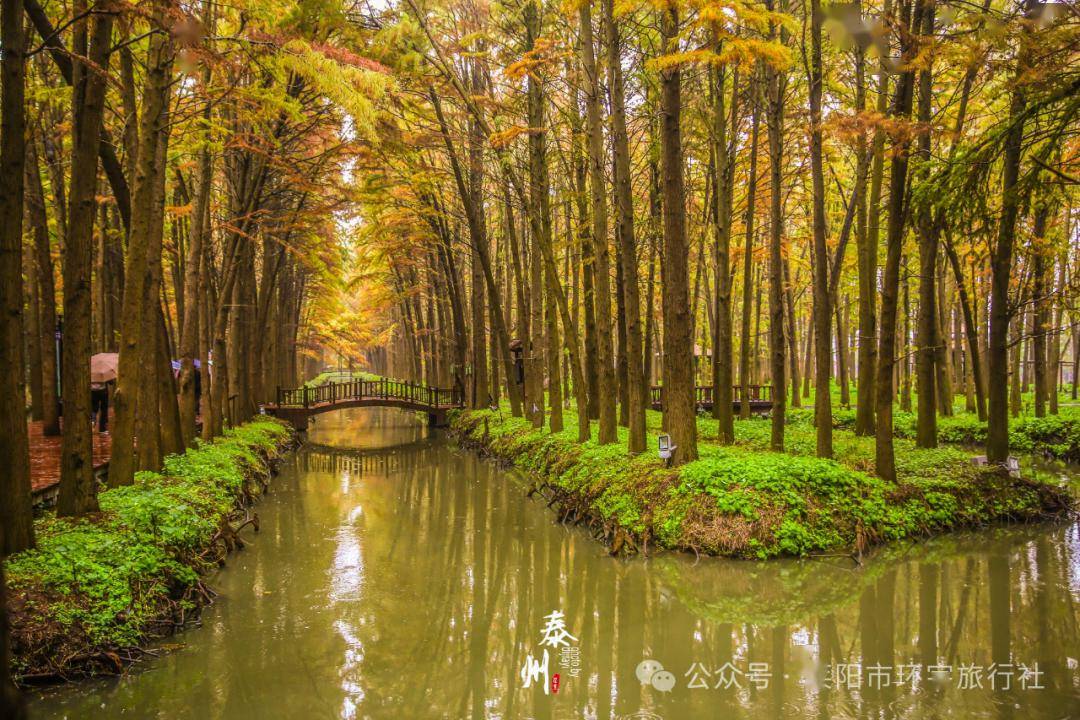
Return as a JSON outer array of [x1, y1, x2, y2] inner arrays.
[[789, 384, 1080, 462], [450, 407, 1073, 560], [5, 418, 295, 682]]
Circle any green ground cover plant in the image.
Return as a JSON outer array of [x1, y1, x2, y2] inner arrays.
[[5, 418, 294, 681], [451, 407, 1072, 561]]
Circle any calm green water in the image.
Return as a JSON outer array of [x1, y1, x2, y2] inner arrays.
[[30, 409, 1080, 719]]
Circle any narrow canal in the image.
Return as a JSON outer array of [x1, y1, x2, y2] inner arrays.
[[30, 409, 1080, 719]]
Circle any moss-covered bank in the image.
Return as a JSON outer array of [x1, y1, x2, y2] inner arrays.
[[450, 409, 1073, 560], [5, 418, 295, 682]]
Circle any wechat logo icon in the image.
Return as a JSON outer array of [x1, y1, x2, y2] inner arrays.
[[635, 659, 676, 693]]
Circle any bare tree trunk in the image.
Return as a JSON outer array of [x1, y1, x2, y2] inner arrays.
[[987, 0, 1037, 462], [178, 0, 215, 446], [944, 237, 987, 419], [739, 92, 761, 420], [711, 62, 736, 443], [580, 0, 617, 443], [110, 1, 172, 485], [766, 0, 788, 451], [0, 0, 35, 552], [26, 137, 60, 435], [914, 0, 938, 448], [809, 0, 833, 457], [855, 0, 885, 436], [1032, 204, 1050, 418], [875, 0, 920, 481], [659, 4, 697, 463], [57, 4, 113, 513], [605, 0, 646, 452]]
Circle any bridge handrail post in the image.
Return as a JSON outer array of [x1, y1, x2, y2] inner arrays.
[[303, 386, 309, 409]]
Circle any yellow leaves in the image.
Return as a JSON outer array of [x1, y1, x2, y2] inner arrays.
[[275, 37, 394, 138], [650, 37, 792, 73], [506, 37, 556, 81], [488, 125, 541, 149]]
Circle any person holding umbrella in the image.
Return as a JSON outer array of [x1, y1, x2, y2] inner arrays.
[[90, 353, 118, 433]]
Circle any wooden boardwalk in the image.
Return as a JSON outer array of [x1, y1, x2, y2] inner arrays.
[[28, 415, 112, 505]]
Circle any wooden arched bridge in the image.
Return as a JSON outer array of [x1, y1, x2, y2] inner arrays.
[[264, 378, 463, 430]]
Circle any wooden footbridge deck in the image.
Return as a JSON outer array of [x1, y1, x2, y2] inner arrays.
[[649, 384, 774, 415], [264, 378, 464, 430]]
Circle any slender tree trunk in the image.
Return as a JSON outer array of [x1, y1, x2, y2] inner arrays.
[[857, 0, 889, 436], [178, 1, 215, 446], [875, 0, 920, 481], [109, 5, 172, 486], [1032, 204, 1050, 418], [26, 137, 60, 435], [944, 237, 987, 419], [987, 1, 1036, 461], [580, 0, 617, 443], [765, 1, 788, 451], [0, 0, 35, 552], [711, 62, 736, 443], [658, 4, 697, 463], [605, 0, 646, 451], [739, 93, 761, 420], [914, 0, 938, 448], [1048, 255, 1065, 414], [836, 300, 851, 408], [57, 5, 114, 513], [809, 0, 833, 457]]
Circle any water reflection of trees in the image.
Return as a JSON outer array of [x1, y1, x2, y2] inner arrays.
[[323, 434, 1078, 719]]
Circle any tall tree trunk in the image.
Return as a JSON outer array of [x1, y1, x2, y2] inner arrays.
[[109, 4, 172, 486], [57, 4, 113, 514], [26, 137, 60, 435], [579, 0, 617, 443], [856, 0, 890, 436], [987, 0, 1036, 462], [875, 0, 920, 481], [711, 62, 736, 443], [1032, 204, 1050, 418], [914, 0, 938, 448], [739, 93, 761, 420], [0, 0, 35, 552], [765, 7, 788, 450], [178, 0, 215, 447], [658, 4, 697, 463], [809, 0, 833, 457], [944, 237, 987, 419], [605, 0, 646, 452]]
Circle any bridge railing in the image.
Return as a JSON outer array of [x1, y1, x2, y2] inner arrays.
[[275, 378, 463, 410], [649, 384, 773, 406]]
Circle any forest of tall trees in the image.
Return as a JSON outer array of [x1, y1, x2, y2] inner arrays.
[[358, 0, 1078, 477], [0, 0, 1078, 714], [1, 0, 1078, 553]]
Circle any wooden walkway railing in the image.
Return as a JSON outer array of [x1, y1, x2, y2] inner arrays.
[[274, 378, 463, 411], [649, 384, 774, 411]]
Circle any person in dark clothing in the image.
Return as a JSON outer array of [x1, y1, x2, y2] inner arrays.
[[194, 366, 202, 415], [91, 381, 110, 433]]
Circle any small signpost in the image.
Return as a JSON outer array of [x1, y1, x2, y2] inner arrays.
[[658, 434, 676, 467]]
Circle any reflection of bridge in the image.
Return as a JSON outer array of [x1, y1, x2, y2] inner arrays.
[[650, 385, 774, 415], [264, 379, 463, 430], [302, 439, 439, 477]]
